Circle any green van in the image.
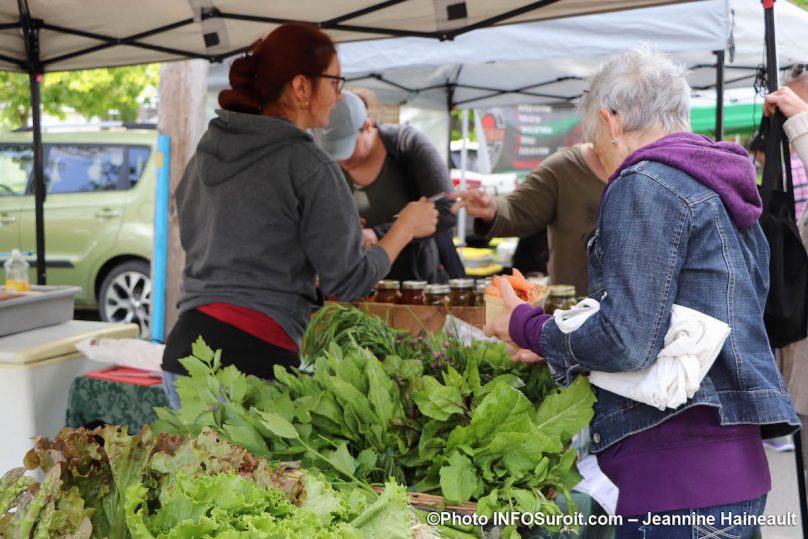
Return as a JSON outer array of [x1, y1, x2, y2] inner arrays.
[[0, 125, 156, 336]]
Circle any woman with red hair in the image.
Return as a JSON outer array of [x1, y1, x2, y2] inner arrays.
[[160, 23, 438, 407]]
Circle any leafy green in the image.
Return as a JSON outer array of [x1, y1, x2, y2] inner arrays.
[[349, 481, 412, 539], [0, 468, 36, 514], [302, 303, 405, 365], [411, 376, 466, 421], [258, 410, 300, 440], [2, 426, 415, 538], [153, 305, 597, 538], [535, 377, 598, 445], [439, 453, 481, 503]]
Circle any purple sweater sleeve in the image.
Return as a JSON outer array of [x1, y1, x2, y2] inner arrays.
[[509, 303, 552, 356]]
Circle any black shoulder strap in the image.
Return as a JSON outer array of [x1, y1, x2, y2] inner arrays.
[[783, 133, 795, 218], [760, 109, 795, 218]]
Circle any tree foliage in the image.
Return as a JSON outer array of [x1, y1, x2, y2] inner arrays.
[[0, 64, 158, 130]]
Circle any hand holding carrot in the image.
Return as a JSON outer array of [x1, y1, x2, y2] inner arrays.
[[484, 268, 542, 303], [485, 270, 545, 364], [483, 273, 525, 342]]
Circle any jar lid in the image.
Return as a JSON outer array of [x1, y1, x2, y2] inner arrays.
[[425, 284, 450, 294], [376, 280, 401, 290], [448, 278, 474, 289], [402, 280, 428, 290], [475, 282, 487, 292], [548, 284, 576, 296]]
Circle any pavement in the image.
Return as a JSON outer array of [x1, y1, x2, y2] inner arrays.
[[762, 446, 804, 539]]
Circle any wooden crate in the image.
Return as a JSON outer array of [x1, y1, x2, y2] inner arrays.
[[357, 302, 484, 334]]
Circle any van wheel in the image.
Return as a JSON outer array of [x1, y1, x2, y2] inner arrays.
[[99, 260, 151, 338]]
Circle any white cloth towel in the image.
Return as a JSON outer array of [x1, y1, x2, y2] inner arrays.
[[554, 300, 731, 411], [75, 337, 165, 372]]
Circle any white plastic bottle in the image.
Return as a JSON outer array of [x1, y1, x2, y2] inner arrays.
[[4, 249, 30, 292]]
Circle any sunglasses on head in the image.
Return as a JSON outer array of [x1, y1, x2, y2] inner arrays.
[[791, 63, 807, 79]]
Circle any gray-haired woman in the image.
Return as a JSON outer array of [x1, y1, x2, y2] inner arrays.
[[486, 48, 799, 538]]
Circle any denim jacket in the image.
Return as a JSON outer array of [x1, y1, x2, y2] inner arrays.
[[540, 160, 800, 453]]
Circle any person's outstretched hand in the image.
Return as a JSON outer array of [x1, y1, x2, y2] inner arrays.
[[765, 86, 808, 119], [448, 189, 497, 221], [396, 197, 438, 238]]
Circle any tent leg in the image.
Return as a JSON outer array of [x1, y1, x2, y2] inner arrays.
[[150, 135, 171, 343], [19, 0, 46, 285], [762, 0, 779, 93], [457, 109, 469, 247], [762, 1, 808, 536], [714, 50, 725, 141], [793, 430, 808, 539], [27, 70, 46, 285]]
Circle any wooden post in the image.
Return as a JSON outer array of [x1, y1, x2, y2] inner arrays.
[[157, 59, 209, 336]]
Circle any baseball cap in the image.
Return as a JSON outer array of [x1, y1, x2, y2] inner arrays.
[[317, 91, 367, 161]]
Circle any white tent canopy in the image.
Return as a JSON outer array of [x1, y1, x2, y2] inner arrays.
[[0, 0, 704, 73], [332, 0, 808, 109], [0, 0, 791, 285]]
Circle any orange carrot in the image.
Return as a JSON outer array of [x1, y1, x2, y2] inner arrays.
[[484, 271, 539, 302]]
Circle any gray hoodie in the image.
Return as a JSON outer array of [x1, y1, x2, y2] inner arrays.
[[175, 109, 390, 343]]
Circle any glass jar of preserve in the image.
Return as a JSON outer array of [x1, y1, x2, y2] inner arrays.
[[543, 284, 577, 315], [448, 278, 475, 306], [423, 284, 451, 307], [474, 282, 486, 307], [401, 280, 427, 305], [373, 280, 402, 304]]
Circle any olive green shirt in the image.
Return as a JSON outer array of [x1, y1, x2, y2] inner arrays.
[[475, 145, 605, 295]]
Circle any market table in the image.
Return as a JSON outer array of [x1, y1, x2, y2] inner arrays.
[[65, 374, 168, 433], [62, 374, 633, 539]]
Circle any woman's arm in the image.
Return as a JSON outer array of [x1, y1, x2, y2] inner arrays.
[[299, 162, 435, 300], [785, 112, 808, 166], [518, 172, 690, 385]]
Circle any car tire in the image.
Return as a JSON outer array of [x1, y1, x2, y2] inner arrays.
[[98, 260, 152, 338]]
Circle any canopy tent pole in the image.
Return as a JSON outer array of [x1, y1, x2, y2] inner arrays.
[[714, 49, 725, 141], [18, 0, 46, 285], [762, 0, 778, 94], [761, 0, 808, 534], [456, 109, 470, 248]]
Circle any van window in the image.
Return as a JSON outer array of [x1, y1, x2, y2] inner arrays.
[[0, 145, 33, 196], [45, 145, 125, 194], [128, 146, 151, 188]]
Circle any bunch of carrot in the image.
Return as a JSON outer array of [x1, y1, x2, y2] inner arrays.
[[484, 268, 542, 303]]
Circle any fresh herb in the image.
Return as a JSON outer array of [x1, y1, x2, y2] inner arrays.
[[154, 306, 596, 537]]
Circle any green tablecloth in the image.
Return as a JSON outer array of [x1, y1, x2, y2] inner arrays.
[[65, 375, 169, 433]]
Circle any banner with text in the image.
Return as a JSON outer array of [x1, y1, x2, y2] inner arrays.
[[476, 103, 582, 174]]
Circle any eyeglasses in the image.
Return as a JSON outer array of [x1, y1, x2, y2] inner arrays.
[[792, 63, 807, 79], [317, 74, 346, 93]]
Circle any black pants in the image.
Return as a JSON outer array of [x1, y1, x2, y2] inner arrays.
[[161, 308, 300, 380]]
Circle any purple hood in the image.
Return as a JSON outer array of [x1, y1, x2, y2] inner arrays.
[[608, 132, 761, 229]]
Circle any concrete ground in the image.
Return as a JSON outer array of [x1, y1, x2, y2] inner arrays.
[[762, 446, 804, 539]]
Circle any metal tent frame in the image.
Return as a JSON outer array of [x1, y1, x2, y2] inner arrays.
[[2, 0, 706, 284]]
